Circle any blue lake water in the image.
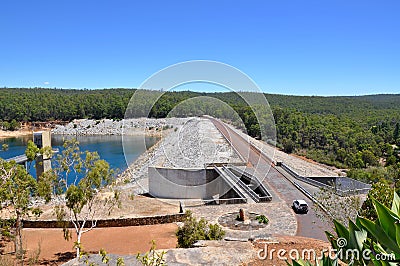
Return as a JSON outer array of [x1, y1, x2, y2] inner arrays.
[[0, 134, 159, 177]]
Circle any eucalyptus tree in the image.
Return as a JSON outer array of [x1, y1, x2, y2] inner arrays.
[[49, 139, 120, 259], [0, 159, 45, 260]]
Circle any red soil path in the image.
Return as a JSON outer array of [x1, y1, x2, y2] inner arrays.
[[1, 223, 178, 265]]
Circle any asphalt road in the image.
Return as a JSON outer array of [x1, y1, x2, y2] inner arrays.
[[209, 117, 332, 241]]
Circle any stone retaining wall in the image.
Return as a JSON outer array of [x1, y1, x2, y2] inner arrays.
[[21, 213, 186, 228]]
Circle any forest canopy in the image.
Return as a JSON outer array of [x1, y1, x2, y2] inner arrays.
[[1, 88, 400, 173]]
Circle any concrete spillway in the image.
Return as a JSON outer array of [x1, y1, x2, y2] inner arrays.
[[148, 165, 272, 204], [214, 166, 257, 203], [227, 166, 272, 202]]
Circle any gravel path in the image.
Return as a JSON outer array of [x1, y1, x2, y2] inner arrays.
[[188, 202, 297, 240]]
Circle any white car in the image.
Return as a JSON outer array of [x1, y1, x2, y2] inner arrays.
[[292, 200, 309, 214]]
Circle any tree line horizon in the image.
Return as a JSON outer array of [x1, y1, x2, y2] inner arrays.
[[0, 87, 399, 187]]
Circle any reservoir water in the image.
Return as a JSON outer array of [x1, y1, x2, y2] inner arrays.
[[0, 134, 159, 177]]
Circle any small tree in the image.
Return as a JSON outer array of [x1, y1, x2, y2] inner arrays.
[[1, 144, 8, 151], [282, 138, 295, 153], [51, 139, 120, 259], [0, 159, 44, 259], [358, 179, 394, 221], [9, 120, 20, 131], [136, 240, 166, 266], [176, 211, 225, 248], [25, 140, 39, 161], [25, 140, 40, 169]]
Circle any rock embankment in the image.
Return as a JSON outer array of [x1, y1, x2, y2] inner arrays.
[[159, 117, 242, 168], [118, 117, 242, 193], [51, 118, 182, 136]]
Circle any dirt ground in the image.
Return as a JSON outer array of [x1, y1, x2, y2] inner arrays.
[[40, 194, 179, 220], [0, 228, 334, 265], [0, 195, 179, 220], [0, 129, 32, 138], [1, 223, 178, 265]]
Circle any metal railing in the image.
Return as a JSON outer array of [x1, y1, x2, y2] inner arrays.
[[277, 162, 371, 196]]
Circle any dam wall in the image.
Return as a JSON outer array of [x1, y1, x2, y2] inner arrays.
[[148, 167, 224, 199]]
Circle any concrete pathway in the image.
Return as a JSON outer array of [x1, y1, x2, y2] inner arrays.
[[188, 202, 297, 240]]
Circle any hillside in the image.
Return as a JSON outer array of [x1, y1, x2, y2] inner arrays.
[[1, 88, 399, 182]]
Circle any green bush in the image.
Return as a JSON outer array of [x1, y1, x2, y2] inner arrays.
[[359, 180, 394, 221], [0, 120, 20, 131], [136, 240, 166, 266], [255, 215, 269, 224], [176, 211, 225, 248]]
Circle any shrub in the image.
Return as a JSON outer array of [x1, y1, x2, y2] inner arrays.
[[255, 215, 269, 224], [359, 180, 394, 221], [207, 223, 226, 240], [136, 240, 166, 266], [176, 211, 225, 248]]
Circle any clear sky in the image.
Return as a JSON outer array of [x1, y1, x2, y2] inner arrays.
[[1, 0, 399, 96]]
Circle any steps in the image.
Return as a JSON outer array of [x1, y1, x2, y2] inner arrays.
[[228, 166, 273, 202], [214, 166, 259, 203]]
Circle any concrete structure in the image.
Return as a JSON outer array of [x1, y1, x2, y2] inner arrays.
[[149, 167, 223, 200], [6, 131, 56, 177], [33, 131, 53, 177], [277, 161, 371, 195], [148, 165, 272, 204], [33, 131, 51, 157]]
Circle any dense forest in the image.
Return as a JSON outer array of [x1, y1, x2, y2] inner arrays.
[[1, 88, 400, 187]]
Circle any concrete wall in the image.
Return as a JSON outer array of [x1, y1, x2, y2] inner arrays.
[[35, 156, 52, 177], [309, 176, 371, 191], [33, 131, 51, 152], [149, 167, 231, 200], [279, 162, 371, 195], [34, 131, 53, 176]]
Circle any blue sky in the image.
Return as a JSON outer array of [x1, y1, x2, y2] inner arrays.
[[0, 0, 399, 96]]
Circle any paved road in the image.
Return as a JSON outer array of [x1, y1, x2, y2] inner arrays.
[[209, 117, 332, 241]]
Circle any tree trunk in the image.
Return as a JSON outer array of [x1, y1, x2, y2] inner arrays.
[[15, 212, 24, 264], [76, 230, 82, 259]]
